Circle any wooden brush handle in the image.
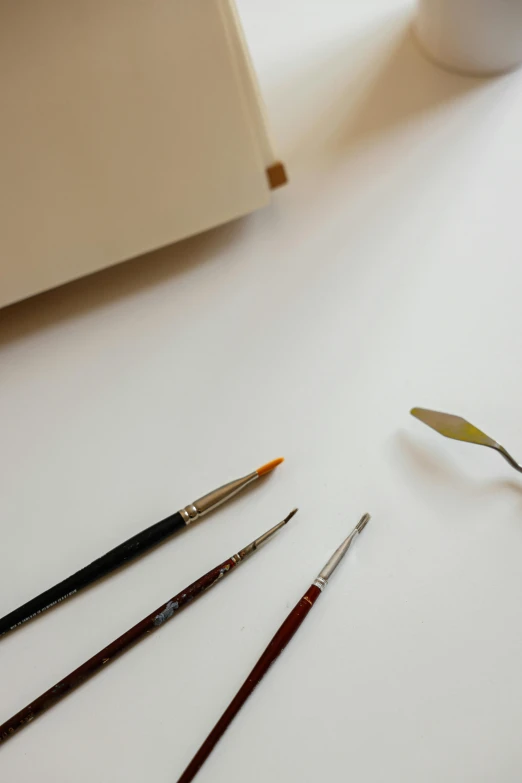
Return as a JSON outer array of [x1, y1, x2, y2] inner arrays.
[[176, 584, 322, 783], [0, 557, 237, 745]]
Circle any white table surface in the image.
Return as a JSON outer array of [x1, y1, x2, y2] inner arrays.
[[3, 1, 522, 780]]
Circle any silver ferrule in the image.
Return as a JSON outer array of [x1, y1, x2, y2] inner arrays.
[[314, 513, 371, 587], [236, 517, 288, 562], [313, 576, 328, 591], [179, 471, 259, 525]]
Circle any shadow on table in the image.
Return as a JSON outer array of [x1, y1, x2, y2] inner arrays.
[[395, 431, 522, 509], [0, 217, 245, 348], [335, 23, 488, 150], [280, 12, 490, 168]]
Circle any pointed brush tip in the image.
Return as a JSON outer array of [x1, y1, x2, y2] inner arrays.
[[256, 457, 284, 476], [283, 508, 298, 524]]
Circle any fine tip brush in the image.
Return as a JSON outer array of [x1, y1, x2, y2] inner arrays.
[[410, 408, 522, 472], [0, 508, 297, 745], [175, 512, 371, 783], [0, 457, 285, 639]]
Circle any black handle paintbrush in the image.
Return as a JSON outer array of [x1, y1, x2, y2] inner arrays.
[[0, 458, 283, 638]]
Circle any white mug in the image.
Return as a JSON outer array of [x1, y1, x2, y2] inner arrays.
[[416, 0, 522, 75]]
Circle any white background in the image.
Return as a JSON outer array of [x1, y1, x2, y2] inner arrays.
[[3, 0, 522, 780]]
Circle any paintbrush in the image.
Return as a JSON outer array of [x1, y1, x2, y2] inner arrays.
[[0, 458, 284, 639], [411, 408, 522, 472], [175, 513, 371, 783], [0, 509, 297, 745]]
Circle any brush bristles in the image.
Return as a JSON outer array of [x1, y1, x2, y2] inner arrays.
[[256, 457, 284, 476]]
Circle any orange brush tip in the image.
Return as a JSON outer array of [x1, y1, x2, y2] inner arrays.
[[256, 457, 284, 476]]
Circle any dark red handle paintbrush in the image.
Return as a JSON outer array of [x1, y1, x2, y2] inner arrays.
[[0, 508, 297, 746], [175, 512, 371, 783]]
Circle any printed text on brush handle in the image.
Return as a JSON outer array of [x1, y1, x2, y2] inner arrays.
[[0, 511, 185, 637]]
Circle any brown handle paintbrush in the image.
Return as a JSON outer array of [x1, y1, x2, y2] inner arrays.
[[175, 512, 371, 783], [0, 509, 297, 746]]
